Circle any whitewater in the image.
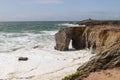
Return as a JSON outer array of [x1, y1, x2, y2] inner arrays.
[[0, 21, 94, 80]]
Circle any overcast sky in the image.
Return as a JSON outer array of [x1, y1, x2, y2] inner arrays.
[[0, 0, 120, 21]]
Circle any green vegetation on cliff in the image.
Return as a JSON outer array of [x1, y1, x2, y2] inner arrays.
[[62, 71, 84, 80]]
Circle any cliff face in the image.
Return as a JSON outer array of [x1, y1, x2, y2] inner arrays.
[[77, 26, 120, 72], [77, 40, 120, 72], [55, 25, 120, 79], [55, 25, 120, 53], [82, 26, 120, 53]]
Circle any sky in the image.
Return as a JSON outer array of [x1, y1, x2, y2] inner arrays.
[[0, 0, 120, 21]]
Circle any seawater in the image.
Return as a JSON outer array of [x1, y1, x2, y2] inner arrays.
[[0, 21, 70, 52]]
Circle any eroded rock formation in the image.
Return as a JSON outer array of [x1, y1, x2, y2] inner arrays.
[[55, 24, 120, 80], [54, 27, 87, 51], [54, 28, 72, 51], [55, 25, 120, 53]]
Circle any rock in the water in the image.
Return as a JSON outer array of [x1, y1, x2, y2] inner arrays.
[[54, 28, 72, 51], [18, 57, 28, 61], [54, 27, 87, 51]]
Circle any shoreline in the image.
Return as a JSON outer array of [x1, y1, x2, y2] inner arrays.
[[0, 47, 94, 80]]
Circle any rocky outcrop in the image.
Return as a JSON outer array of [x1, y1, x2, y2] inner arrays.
[[77, 39, 120, 72], [18, 57, 28, 61], [54, 27, 87, 51], [55, 25, 120, 53], [76, 26, 120, 73], [54, 28, 72, 51]]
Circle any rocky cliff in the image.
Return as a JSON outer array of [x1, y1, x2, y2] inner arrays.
[[76, 26, 120, 72], [55, 27, 87, 51], [55, 25, 120, 53], [55, 25, 120, 80]]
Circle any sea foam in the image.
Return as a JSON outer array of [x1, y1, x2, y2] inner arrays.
[[58, 23, 80, 27]]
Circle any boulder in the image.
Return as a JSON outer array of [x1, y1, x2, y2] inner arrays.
[[18, 57, 28, 61], [54, 28, 72, 51], [54, 26, 88, 51]]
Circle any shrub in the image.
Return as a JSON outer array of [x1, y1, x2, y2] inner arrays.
[[62, 71, 84, 80]]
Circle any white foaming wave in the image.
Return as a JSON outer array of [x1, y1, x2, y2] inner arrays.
[[41, 31, 57, 35], [0, 32, 55, 52], [58, 23, 80, 27], [0, 32, 95, 80]]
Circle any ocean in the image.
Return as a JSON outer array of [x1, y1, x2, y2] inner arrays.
[[0, 21, 93, 80], [0, 21, 69, 52]]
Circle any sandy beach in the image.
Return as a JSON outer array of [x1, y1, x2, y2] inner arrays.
[[0, 47, 94, 80]]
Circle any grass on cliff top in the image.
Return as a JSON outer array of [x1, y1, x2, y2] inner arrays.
[[62, 71, 84, 80]]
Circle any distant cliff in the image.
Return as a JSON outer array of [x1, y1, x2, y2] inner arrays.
[[78, 19, 120, 26]]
